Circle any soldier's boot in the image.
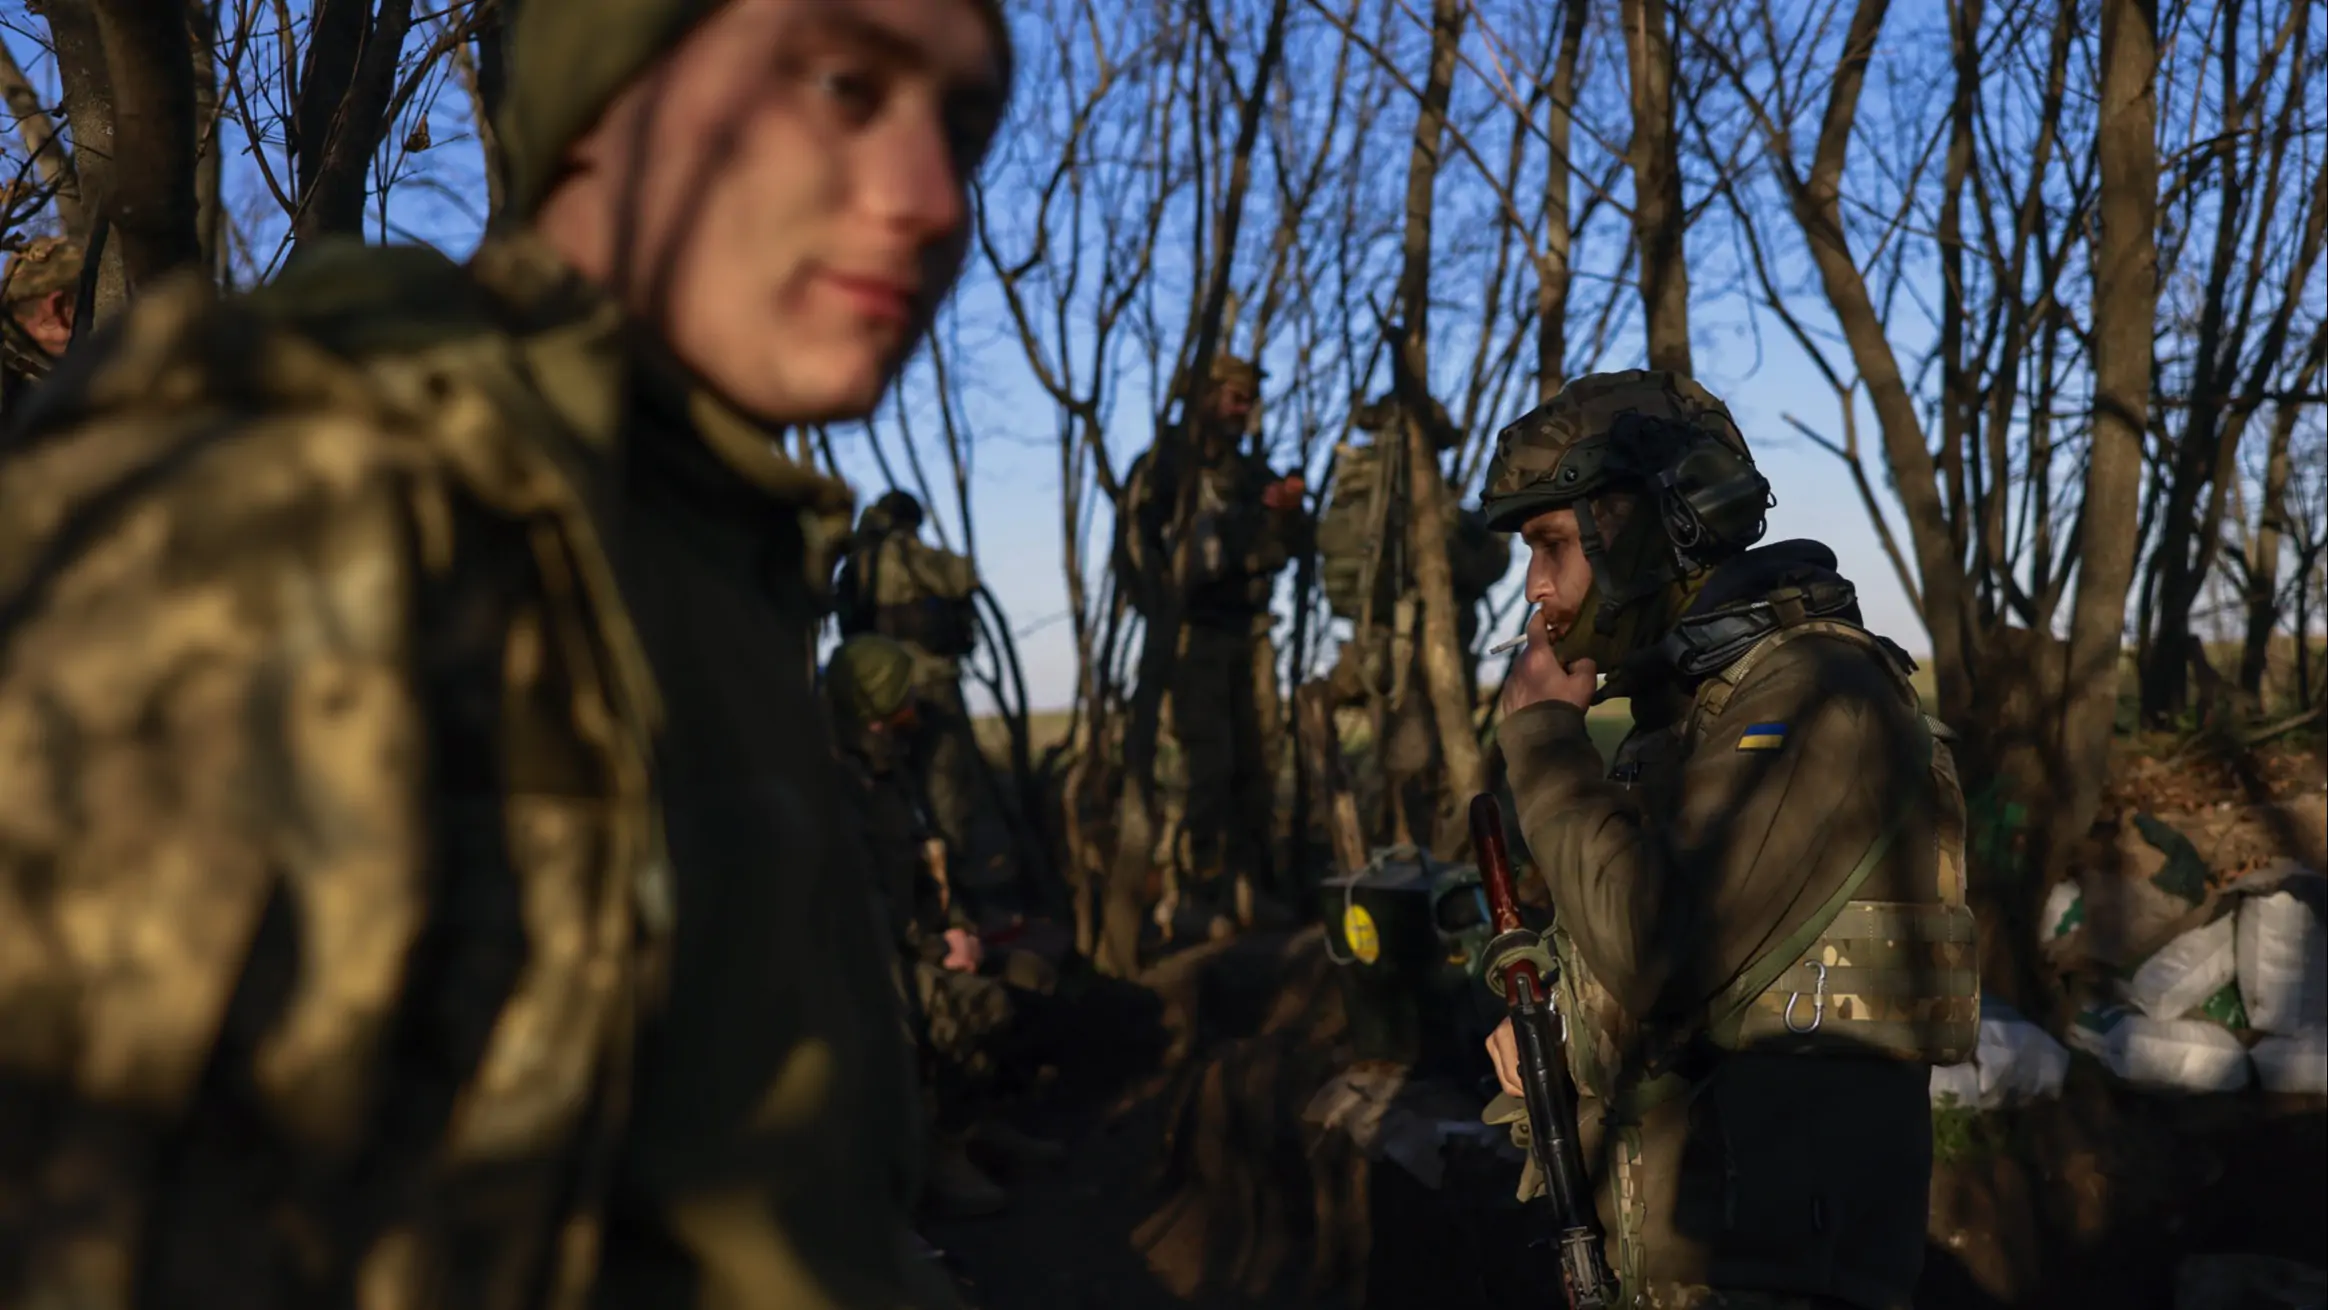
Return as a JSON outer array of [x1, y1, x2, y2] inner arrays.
[[924, 1135, 1008, 1219], [970, 1119, 1067, 1169]]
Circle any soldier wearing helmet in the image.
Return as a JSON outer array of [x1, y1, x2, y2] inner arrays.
[[834, 488, 1021, 916], [1475, 371, 1977, 1310], [1, 235, 82, 416], [0, 0, 1013, 1305], [1117, 351, 1307, 941], [823, 634, 1060, 1228]]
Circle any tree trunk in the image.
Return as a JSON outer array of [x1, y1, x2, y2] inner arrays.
[[1536, 0, 1586, 401], [0, 40, 85, 234], [190, 0, 224, 282], [2051, 0, 2158, 884], [1391, 0, 1482, 854], [1771, 0, 1980, 736], [88, 0, 201, 288], [44, 0, 132, 323], [1097, 0, 1292, 979], [293, 0, 417, 244], [1621, 0, 1690, 373], [2241, 340, 2323, 700]]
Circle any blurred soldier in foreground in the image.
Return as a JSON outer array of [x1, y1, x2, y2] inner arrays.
[[836, 489, 1021, 916], [1, 235, 81, 415], [0, 0, 1010, 1306], [1475, 372, 1976, 1310], [1313, 394, 1511, 851], [1119, 353, 1307, 940], [825, 635, 1062, 1223]]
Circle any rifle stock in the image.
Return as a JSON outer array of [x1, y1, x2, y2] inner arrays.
[[1469, 793, 1619, 1310]]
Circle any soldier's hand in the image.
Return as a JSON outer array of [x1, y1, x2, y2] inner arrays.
[[1500, 607, 1597, 716], [942, 927, 984, 972], [1261, 475, 1305, 511], [1485, 1016, 1524, 1098]]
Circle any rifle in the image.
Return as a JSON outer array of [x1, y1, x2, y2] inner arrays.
[[1469, 792, 1619, 1310]]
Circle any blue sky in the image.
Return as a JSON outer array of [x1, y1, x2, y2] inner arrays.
[[13, 3, 2315, 715]]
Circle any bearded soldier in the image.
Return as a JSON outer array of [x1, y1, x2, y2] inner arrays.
[[1118, 353, 1307, 939], [1475, 372, 1977, 1310], [0, 1, 1010, 1306]]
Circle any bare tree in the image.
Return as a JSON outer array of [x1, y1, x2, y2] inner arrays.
[[1621, 0, 1689, 372]]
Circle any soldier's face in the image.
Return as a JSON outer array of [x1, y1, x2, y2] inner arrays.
[[1205, 381, 1256, 434], [1519, 506, 1595, 644], [543, 0, 1006, 425], [13, 290, 75, 355]]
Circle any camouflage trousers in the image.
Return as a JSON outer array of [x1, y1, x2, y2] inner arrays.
[[911, 959, 1015, 1131], [906, 649, 1020, 904], [1157, 620, 1277, 920]]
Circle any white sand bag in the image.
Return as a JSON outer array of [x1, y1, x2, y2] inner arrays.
[[2125, 914, 2238, 1020], [2237, 885, 2327, 1035], [1929, 1061, 1982, 1107], [2102, 1012, 2252, 1094], [1965, 1001, 2069, 1108], [2249, 1027, 2328, 1095], [2041, 879, 2085, 942]]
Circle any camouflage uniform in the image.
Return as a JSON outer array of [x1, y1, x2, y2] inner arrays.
[[824, 637, 1015, 1117], [835, 493, 1019, 908], [0, 1, 1008, 1305], [1120, 355, 1302, 929], [1478, 372, 1979, 1310], [1, 235, 82, 416]]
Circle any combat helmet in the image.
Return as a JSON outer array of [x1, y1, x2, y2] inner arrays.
[[1479, 370, 1773, 661], [826, 633, 917, 725], [1, 235, 85, 309]]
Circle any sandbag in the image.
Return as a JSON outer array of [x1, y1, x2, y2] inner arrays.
[[2237, 877, 2328, 1035], [2041, 878, 2085, 943], [2072, 1003, 2252, 1095], [2124, 913, 2239, 1021], [2250, 1027, 2328, 1096], [1928, 999, 2069, 1109]]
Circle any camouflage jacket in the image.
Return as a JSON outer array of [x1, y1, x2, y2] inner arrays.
[[0, 236, 938, 1310], [1499, 543, 1948, 1310], [1119, 436, 1301, 627]]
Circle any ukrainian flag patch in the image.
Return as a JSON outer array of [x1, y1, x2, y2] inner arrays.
[[1736, 722, 1789, 752]]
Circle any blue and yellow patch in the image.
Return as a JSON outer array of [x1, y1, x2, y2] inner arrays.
[[1736, 722, 1790, 752]]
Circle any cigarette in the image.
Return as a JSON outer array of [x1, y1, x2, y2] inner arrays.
[[1487, 632, 1531, 657]]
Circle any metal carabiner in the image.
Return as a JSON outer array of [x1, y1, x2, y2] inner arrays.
[[1783, 960, 1829, 1035]]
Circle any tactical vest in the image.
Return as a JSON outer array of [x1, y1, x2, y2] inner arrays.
[[1548, 617, 1979, 1110], [837, 529, 981, 657], [1542, 614, 1977, 1300]]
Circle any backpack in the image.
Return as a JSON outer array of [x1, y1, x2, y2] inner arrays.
[[1318, 440, 1400, 623]]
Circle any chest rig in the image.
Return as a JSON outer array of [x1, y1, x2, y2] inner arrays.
[[1550, 587, 1980, 1109]]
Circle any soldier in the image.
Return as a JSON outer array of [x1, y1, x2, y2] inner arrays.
[[0, 1, 1010, 1307], [1119, 352, 1307, 939], [1474, 372, 1977, 1310], [1, 234, 81, 414], [1313, 397, 1512, 851], [835, 488, 1020, 915], [825, 634, 1063, 1222]]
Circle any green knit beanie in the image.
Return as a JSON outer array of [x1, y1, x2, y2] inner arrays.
[[498, 0, 1015, 221]]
